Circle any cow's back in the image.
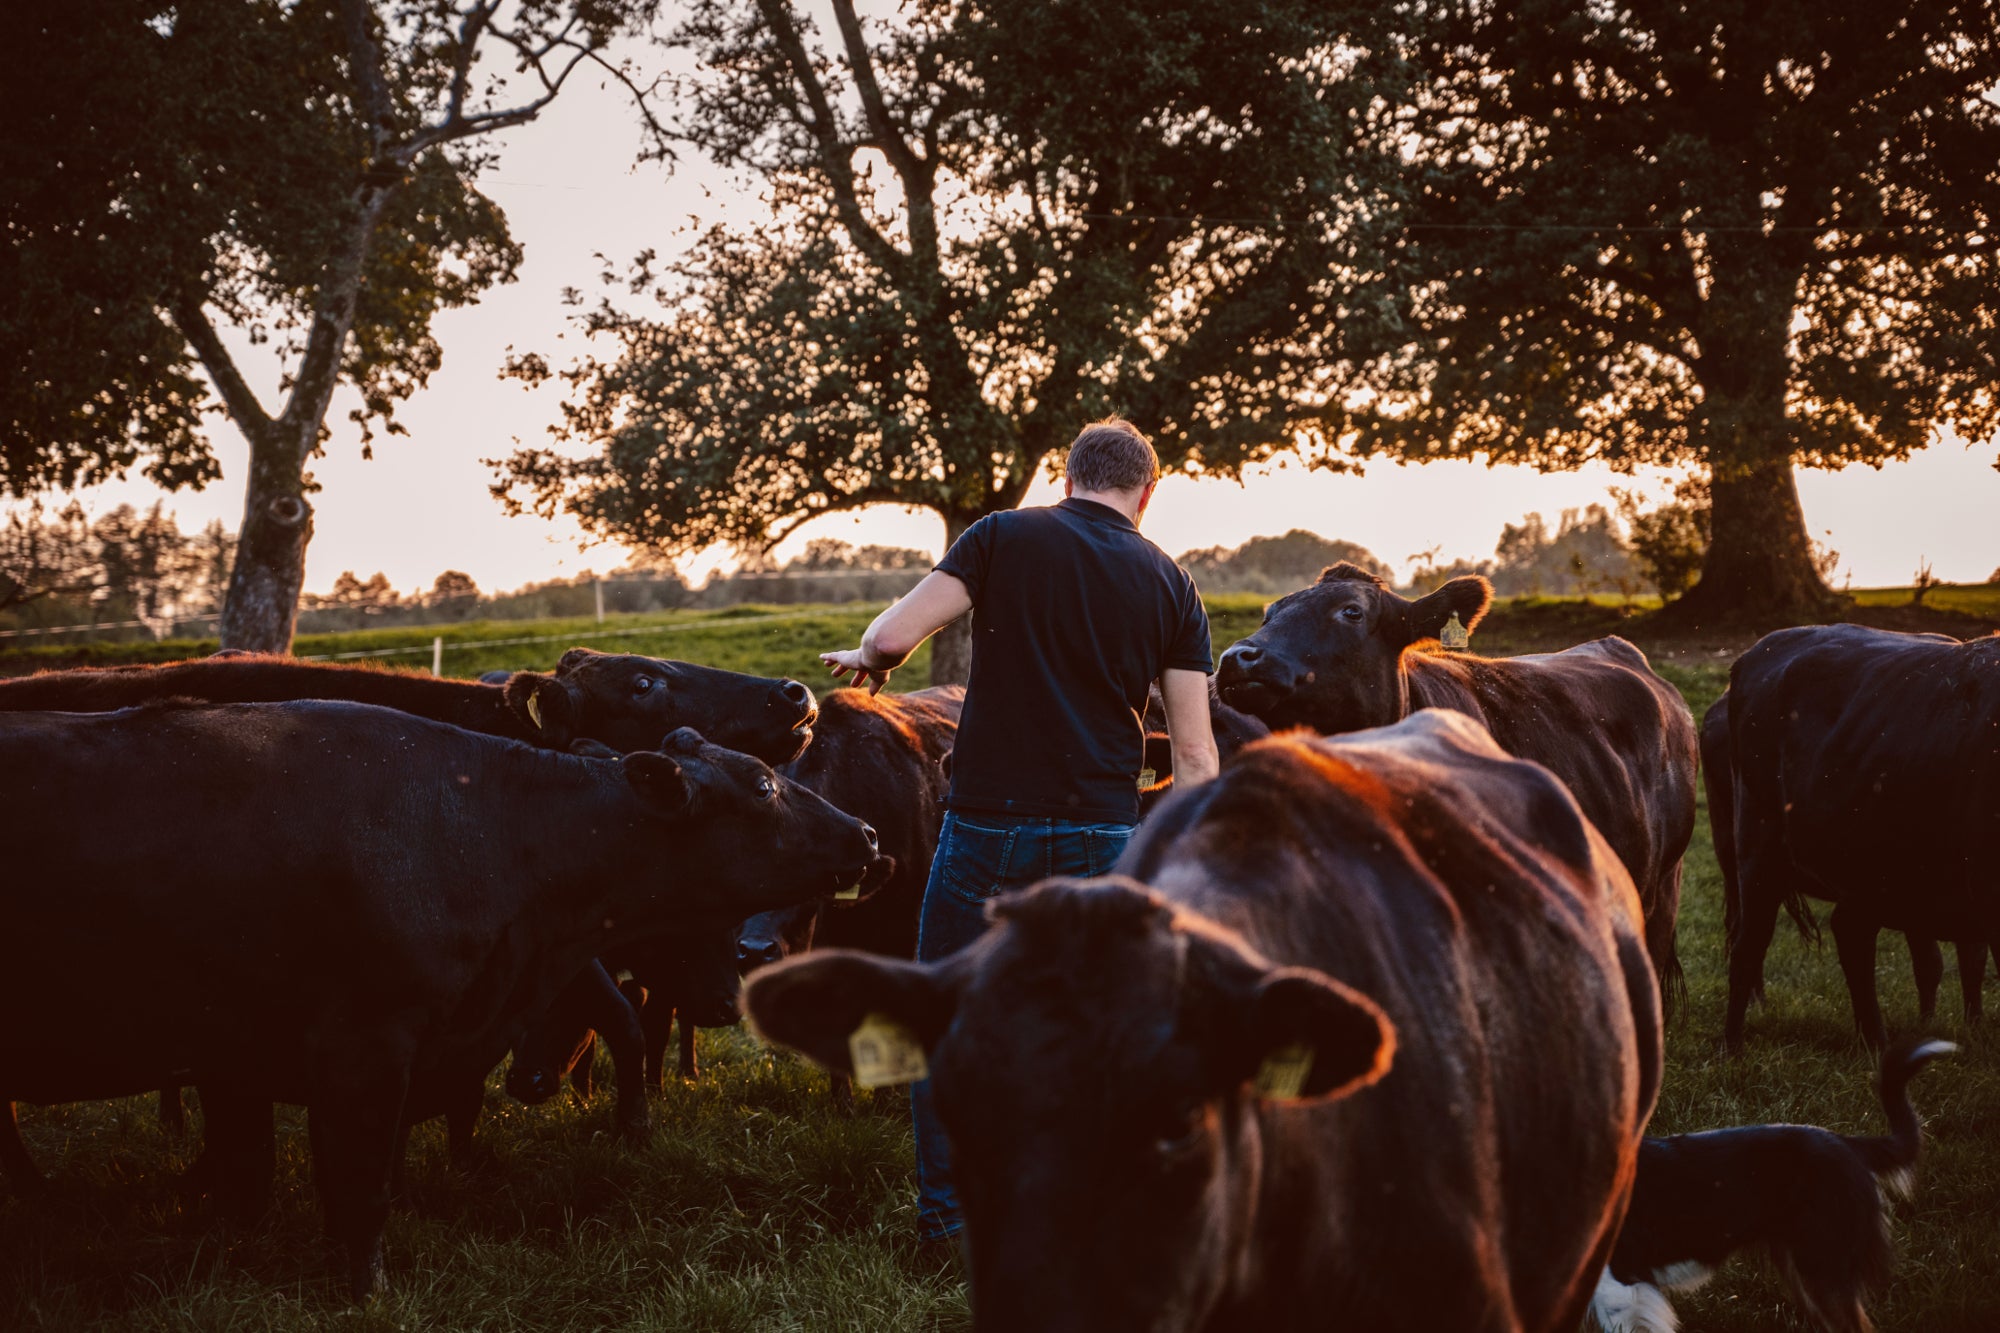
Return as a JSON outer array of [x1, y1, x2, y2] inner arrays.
[[0, 701, 604, 1099], [1130, 711, 1658, 1331], [1406, 636, 1696, 1000], [1730, 626, 2000, 936]]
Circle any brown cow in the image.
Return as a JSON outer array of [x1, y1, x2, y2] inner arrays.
[[747, 710, 1661, 1333], [1214, 563, 1696, 1012]]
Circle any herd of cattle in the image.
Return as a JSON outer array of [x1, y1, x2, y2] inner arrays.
[[0, 561, 1991, 1331]]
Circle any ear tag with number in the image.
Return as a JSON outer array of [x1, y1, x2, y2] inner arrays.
[[1254, 1043, 1315, 1101], [849, 1012, 929, 1089], [834, 882, 862, 901], [1137, 767, 1158, 791], [1440, 613, 1470, 651], [526, 691, 544, 730]]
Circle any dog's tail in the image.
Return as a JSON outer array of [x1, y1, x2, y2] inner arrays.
[[1852, 1037, 1956, 1197]]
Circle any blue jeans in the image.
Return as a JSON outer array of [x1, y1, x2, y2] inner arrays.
[[912, 810, 1136, 1241]]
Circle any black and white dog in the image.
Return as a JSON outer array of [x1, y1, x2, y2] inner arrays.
[[1593, 1038, 1955, 1333]]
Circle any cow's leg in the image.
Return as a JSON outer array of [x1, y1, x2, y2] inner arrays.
[[639, 995, 674, 1094], [677, 1017, 698, 1083], [1726, 811, 1799, 1053], [576, 966, 650, 1141], [1, 1101, 45, 1195], [568, 1035, 599, 1098], [1830, 904, 1888, 1050], [1724, 885, 1785, 1054], [308, 1050, 411, 1302], [444, 1076, 484, 1168], [1909, 936, 1945, 1019], [158, 1085, 187, 1139], [1646, 863, 1685, 1024], [1958, 940, 1989, 1024], [197, 1087, 276, 1223]]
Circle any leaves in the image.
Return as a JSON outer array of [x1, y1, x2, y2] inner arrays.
[[495, 0, 1402, 553]]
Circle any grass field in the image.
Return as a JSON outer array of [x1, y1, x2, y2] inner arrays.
[[4, 625, 1999, 1330]]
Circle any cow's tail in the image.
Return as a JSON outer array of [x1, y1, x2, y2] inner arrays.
[[1781, 889, 1821, 946], [1852, 1038, 1956, 1198]]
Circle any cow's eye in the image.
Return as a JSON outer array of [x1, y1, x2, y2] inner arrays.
[[632, 675, 656, 696], [1338, 605, 1364, 623], [756, 776, 776, 801]]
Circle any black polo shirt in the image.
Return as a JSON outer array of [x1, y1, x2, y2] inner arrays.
[[934, 498, 1213, 822]]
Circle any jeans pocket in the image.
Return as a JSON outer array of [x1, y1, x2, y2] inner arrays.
[[937, 817, 1021, 908], [1081, 823, 1137, 877]]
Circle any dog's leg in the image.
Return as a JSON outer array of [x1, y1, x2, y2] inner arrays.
[[1591, 1269, 1679, 1333]]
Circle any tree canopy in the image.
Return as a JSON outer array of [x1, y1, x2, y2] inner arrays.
[[5, 0, 661, 650], [1327, 0, 2000, 620], [494, 0, 1407, 679]]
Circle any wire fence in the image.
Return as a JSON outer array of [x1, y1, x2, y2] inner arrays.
[[295, 607, 857, 668]]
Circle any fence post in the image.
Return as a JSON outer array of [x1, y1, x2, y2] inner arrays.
[[432, 636, 443, 677], [595, 578, 605, 624]]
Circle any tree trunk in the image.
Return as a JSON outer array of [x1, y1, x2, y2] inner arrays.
[[218, 422, 314, 653], [1667, 455, 1845, 628], [929, 511, 976, 686]]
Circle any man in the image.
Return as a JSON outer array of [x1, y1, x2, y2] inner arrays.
[[821, 417, 1220, 1244]]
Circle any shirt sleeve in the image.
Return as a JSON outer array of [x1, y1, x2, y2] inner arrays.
[[1166, 574, 1215, 674], [935, 514, 998, 605]]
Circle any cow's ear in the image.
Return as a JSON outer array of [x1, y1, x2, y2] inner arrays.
[[744, 950, 958, 1079], [1240, 968, 1395, 1101], [555, 647, 600, 675], [505, 673, 577, 745], [1407, 576, 1492, 645], [623, 751, 693, 815]]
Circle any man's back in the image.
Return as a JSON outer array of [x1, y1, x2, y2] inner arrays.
[[937, 497, 1211, 822]]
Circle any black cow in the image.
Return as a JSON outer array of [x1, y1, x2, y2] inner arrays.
[[0, 650, 819, 767], [731, 686, 961, 1101], [1215, 563, 1697, 1011], [1704, 696, 1983, 1049], [0, 703, 881, 1299], [0, 650, 820, 1180], [1135, 678, 1271, 814], [1721, 625, 2000, 1051], [747, 710, 1661, 1332]]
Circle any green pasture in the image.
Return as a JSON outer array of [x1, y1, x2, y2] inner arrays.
[[4, 626, 1999, 1330]]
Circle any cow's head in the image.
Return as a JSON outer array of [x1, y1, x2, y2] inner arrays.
[[1216, 563, 1490, 733], [613, 728, 883, 920], [505, 649, 817, 763], [744, 876, 1393, 1331], [736, 860, 898, 974]]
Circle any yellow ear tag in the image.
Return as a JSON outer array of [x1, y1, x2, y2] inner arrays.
[[1439, 612, 1470, 651], [1254, 1044, 1314, 1101], [1137, 767, 1158, 791], [849, 1012, 929, 1089], [834, 883, 862, 901], [526, 691, 544, 730]]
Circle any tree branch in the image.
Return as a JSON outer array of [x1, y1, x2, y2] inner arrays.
[[754, 0, 909, 281], [338, 0, 395, 149], [169, 295, 274, 435], [830, 0, 923, 181]]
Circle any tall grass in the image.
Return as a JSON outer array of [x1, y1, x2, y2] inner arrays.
[[4, 653, 1997, 1330]]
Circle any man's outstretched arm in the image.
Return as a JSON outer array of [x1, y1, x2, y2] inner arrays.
[[1160, 667, 1219, 787], [820, 571, 974, 694]]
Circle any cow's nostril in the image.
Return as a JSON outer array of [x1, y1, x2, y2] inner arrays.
[[738, 941, 784, 970], [782, 679, 813, 708], [1228, 644, 1263, 667], [861, 823, 879, 850]]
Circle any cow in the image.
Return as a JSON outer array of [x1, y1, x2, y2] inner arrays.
[[0, 702, 882, 1299], [746, 710, 1662, 1333], [732, 686, 961, 1103], [0, 649, 821, 767], [1136, 678, 1271, 815], [1703, 695, 1984, 1050], [1214, 563, 1697, 1013], [1721, 625, 2000, 1051], [0, 649, 819, 1172]]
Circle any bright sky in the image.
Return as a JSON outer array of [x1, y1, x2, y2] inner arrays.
[[53, 43, 2000, 597]]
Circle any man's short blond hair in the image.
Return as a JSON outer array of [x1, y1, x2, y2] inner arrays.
[[1065, 418, 1160, 494]]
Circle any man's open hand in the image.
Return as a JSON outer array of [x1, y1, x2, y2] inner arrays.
[[821, 648, 893, 695]]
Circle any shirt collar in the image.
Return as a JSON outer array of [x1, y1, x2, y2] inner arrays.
[[1058, 496, 1138, 532]]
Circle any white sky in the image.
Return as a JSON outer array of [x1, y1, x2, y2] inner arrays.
[[51, 46, 2000, 597]]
